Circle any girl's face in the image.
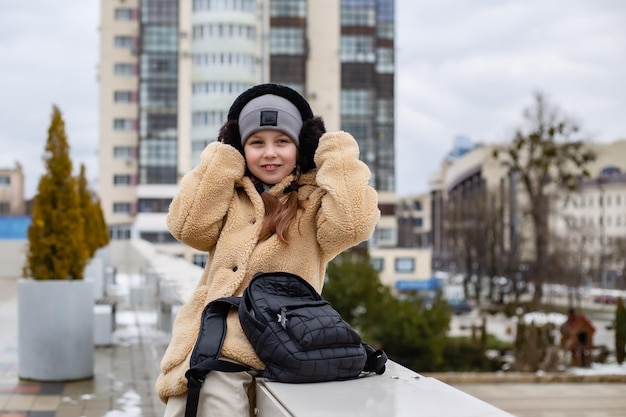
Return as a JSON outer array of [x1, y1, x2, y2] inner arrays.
[[244, 130, 297, 185]]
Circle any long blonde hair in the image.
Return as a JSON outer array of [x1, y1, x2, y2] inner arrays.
[[258, 174, 301, 243]]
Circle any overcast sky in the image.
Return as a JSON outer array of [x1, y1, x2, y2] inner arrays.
[[1, 0, 625, 199]]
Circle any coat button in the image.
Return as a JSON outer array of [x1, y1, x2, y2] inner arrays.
[[232, 266, 238, 272]]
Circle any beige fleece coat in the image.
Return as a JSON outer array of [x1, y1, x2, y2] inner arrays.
[[156, 131, 380, 402]]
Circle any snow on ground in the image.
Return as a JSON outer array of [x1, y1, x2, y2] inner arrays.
[[566, 362, 626, 375]]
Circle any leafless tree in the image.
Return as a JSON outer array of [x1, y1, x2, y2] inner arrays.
[[493, 93, 596, 307]]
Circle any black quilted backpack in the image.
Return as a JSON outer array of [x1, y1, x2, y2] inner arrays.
[[184, 272, 387, 417]]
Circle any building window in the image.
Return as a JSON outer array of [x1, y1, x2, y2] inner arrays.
[[192, 0, 255, 12], [140, 81, 177, 108], [270, 0, 306, 17], [114, 63, 135, 76], [140, 231, 178, 244], [340, 36, 375, 62], [115, 8, 135, 20], [373, 227, 396, 246], [137, 198, 171, 213], [114, 36, 133, 48], [113, 202, 131, 214], [376, 48, 394, 73], [341, 6, 375, 26], [113, 175, 132, 186], [370, 257, 384, 272], [270, 28, 305, 54], [0, 176, 10, 186], [0, 202, 10, 214], [113, 146, 133, 159], [395, 258, 415, 273], [193, 254, 208, 267], [143, 26, 178, 53], [114, 91, 133, 103], [341, 90, 372, 116], [113, 118, 135, 131], [109, 224, 131, 240]]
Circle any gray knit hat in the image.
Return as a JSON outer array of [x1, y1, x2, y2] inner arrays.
[[238, 94, 303, 146]]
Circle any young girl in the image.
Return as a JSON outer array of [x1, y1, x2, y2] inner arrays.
[[156, 83, 380, 417]]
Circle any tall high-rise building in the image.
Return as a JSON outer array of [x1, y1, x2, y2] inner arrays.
[[98, 0, 396, 259]]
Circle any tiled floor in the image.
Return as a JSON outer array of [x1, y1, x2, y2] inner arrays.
[[0, 277, 167, 417]]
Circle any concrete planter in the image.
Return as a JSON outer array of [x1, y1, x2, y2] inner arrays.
[[18, 279, 94, 381]]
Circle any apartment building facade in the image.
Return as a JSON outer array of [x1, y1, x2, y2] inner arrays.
[[98, 0, 397, 261]]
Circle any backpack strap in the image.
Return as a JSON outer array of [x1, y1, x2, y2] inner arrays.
[[184, 296, 250, 417], [363, 344, 388, 375]]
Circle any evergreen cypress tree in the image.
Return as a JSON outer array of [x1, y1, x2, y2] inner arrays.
[[616, 297, 626, 365], [77, 163, 109, 259], [23, 105, 88, 280]]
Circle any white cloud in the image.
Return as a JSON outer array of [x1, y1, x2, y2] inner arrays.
[[395, 0, 626, 195], [0, 0, 99, 198]]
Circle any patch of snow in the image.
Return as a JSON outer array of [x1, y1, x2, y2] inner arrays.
[[103, 389, 143, 417], [566, 362, 626, 376]]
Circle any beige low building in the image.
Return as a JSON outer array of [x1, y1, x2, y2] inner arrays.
[[0, 162, 26, 215]]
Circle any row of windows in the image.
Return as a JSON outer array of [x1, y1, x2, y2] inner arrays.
[[112, 198, 172, 214], [114, 91, 135, 103], [114, 8, 137, 21], [109, 224, 131, 240], [114, 35, 135, 49], [113, 119, 137, 131], [192, 111, 228, 127], [0, 176, 10, 185], [140, 231, 178, 243], [139, 139, 177, 166], [340, 36, 375, 62], [114, 63, 137, 76], [141, 113, 177, 137], [192, 23, 255, 40], [570, 215, 626, 228], [341, 90, 373, 116], [114, 174, 133, 186], [193, 0, 255, 12], [143, 26, 178, 52], [370, 257, 417, 273], [341, 6, 376, 26], [569, 193, 626, 208], [140, 166, 177, 184], [270, 28, 305, 54], [142, 54, 178, 78], [192, 81, 252, 96], [140, 82, 178, 108], [192, 52, 255, 68], [270, 0, 306, 17], [141, 0, 178, 24], [376, 48, 394, 73], [113, 146, 135, 159]]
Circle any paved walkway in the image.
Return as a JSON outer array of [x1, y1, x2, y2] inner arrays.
[[2, 275, 626, 417], [0, 276, 167, 417]]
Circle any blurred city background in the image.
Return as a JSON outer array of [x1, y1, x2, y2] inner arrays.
[[1, 1, 626, 416]]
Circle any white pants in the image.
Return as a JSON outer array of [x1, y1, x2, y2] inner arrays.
[[163, 370, 256, 417]]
